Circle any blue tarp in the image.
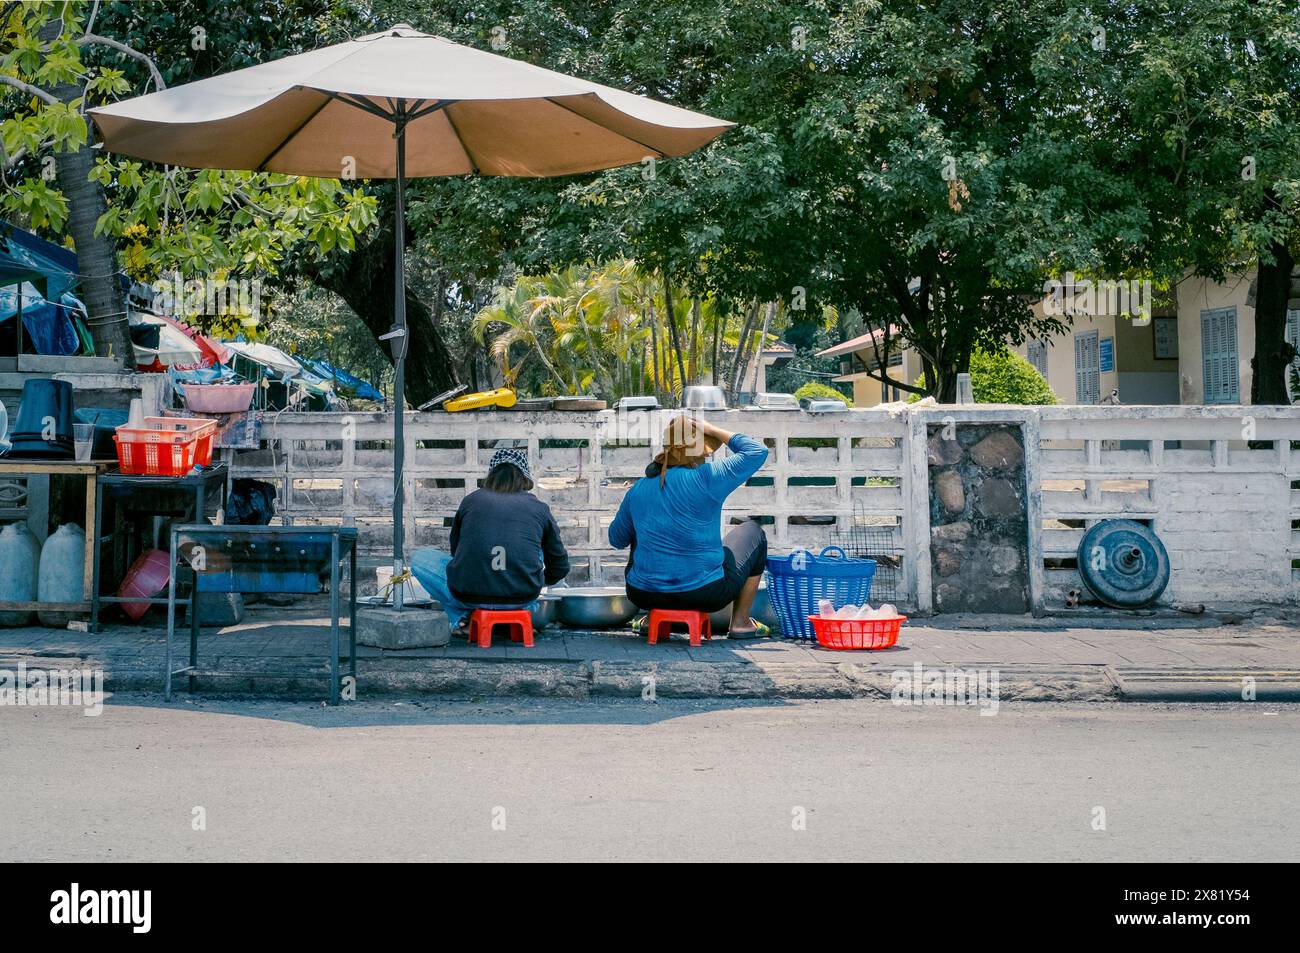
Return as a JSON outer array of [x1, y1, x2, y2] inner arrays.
[[301, 357, 385, 402], [0, 282, 84, 355], [1, 222, 85, 355], [0, 221, 78, 299]]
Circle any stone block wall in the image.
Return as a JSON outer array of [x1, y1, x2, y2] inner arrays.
[[927, 423, 1030, 613]]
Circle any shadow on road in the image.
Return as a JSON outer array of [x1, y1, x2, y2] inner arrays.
[[99, 691, 796, 729]]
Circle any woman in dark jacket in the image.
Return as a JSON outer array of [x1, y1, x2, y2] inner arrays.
[[411, 448, 570, 633]]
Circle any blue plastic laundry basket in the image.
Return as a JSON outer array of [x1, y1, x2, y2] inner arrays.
[[765, 546, 877, 641]]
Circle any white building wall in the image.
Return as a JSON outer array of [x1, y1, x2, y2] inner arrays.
[[1176, 270, 1257, 404]]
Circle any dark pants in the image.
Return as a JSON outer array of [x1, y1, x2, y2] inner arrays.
[[625, 520, 768, 613]]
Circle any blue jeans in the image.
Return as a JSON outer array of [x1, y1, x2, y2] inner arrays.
[[409, 548, 537, 628]]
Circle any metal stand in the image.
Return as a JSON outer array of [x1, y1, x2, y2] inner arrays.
[[164, 523, 358, 704], [91, 464, 228, 633]]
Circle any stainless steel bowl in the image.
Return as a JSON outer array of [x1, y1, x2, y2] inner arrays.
[[530, 594, 560, 629], [550, 586, 640, 628], [681, 385, 728, 410]]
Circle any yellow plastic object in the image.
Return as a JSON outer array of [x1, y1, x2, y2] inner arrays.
[[444, 388, 517, 412]]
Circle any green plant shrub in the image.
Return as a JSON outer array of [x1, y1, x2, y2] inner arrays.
[[909, 349, 1056, 404], [793, 381, 853, 406], [788, 381, 852, 449]]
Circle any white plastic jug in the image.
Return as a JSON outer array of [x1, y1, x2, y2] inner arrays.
[[37, 523, 85, 627], [0, 522, 40, 625]]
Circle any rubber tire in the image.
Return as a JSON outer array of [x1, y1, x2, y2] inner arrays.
[[1076, 519, 1170, 609]]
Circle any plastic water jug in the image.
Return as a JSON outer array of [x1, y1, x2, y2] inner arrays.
[[37, 523, 85, 627], [0, 523, 40, 625]]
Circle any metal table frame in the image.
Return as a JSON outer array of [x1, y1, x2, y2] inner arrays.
[[164, 523, 358, 705], [91, 464, 229, 633]]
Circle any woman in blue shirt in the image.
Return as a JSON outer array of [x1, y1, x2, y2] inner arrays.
[[609, 415, 770, 636]]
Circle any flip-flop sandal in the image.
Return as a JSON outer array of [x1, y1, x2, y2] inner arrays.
[[630, 614, 650, 634], [727, 618, 769, 639]]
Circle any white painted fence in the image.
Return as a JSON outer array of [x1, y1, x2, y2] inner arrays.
[[1033, 405, 1300, 606], [229, 405, 1300, 611]]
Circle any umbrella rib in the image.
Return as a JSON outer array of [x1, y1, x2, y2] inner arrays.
[[439, 104, 481, 174], [317, 94, 472, 173], [408, 99, 455, 122], [543, 97, 665, 159], [257, 92, 334, 171], [327, 91, 398, 121]]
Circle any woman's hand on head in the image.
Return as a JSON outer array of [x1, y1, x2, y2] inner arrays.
[[697, 417, 734, 448]]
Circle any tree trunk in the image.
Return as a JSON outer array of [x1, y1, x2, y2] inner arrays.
[[933, 367, 957, 403], [51, 82, 133, 367], [304, 223, 458, 406], [711, 303, 722, 385], [648, 299, 662, 402], [1250, 219, 1296, 406], [688, 296, 701, 383], [925, 340, 971, 403], [749, 300, 777, 394], [733, 300, 770, 401], [729, 298, 761, 401], [662, 271, 687, 396]]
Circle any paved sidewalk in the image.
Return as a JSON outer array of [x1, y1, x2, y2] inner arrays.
[[2, 597, 1298, 702]]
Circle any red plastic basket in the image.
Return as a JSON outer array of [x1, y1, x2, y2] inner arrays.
[[809, 614, 906, 650], [113, 416, 217, 476]]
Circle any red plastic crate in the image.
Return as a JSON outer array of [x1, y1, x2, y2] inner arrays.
[[809, 614, 906, 650], [113, 416, 217, 476]]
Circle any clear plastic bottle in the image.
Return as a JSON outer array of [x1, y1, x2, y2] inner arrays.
[[0, 523, 40, 626], [37, 523, 86, 627]]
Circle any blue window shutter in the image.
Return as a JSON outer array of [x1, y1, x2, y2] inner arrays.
[[1073, 330, 1099, 404], [1224, 310, 1239, 401], [1028, 340, 1048, 381], [1202, 310, 1218, 401], [1201, 307, 1239, 403]]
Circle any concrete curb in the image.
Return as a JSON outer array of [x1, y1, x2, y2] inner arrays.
[[1108, 668, 1300, 703], [8, 650, 1300, 703]]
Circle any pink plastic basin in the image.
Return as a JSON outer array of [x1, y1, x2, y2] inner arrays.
[[182, 382, 255, 414], [117, 549, 172, 621]]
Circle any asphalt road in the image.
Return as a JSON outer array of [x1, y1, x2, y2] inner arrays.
[[2, 695, 1297, 862]]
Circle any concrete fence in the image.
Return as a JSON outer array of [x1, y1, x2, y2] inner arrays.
[[229, 405, 1300, 613]]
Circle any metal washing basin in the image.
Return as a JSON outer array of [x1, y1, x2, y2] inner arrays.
[[530, 594, 561, 629], [548, 586, 639, 628]]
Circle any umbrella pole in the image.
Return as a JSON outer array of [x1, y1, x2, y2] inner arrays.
[[391, 113, 408, 609]]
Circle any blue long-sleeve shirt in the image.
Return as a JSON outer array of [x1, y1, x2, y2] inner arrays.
[[609, 433, 768, 591]]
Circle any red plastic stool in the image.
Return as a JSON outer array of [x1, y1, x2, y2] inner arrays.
[[647, 608, 711, 647], [467, 609, 534, 648]]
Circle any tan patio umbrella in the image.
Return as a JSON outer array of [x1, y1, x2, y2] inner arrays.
[[89, 24, 732, 605]]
